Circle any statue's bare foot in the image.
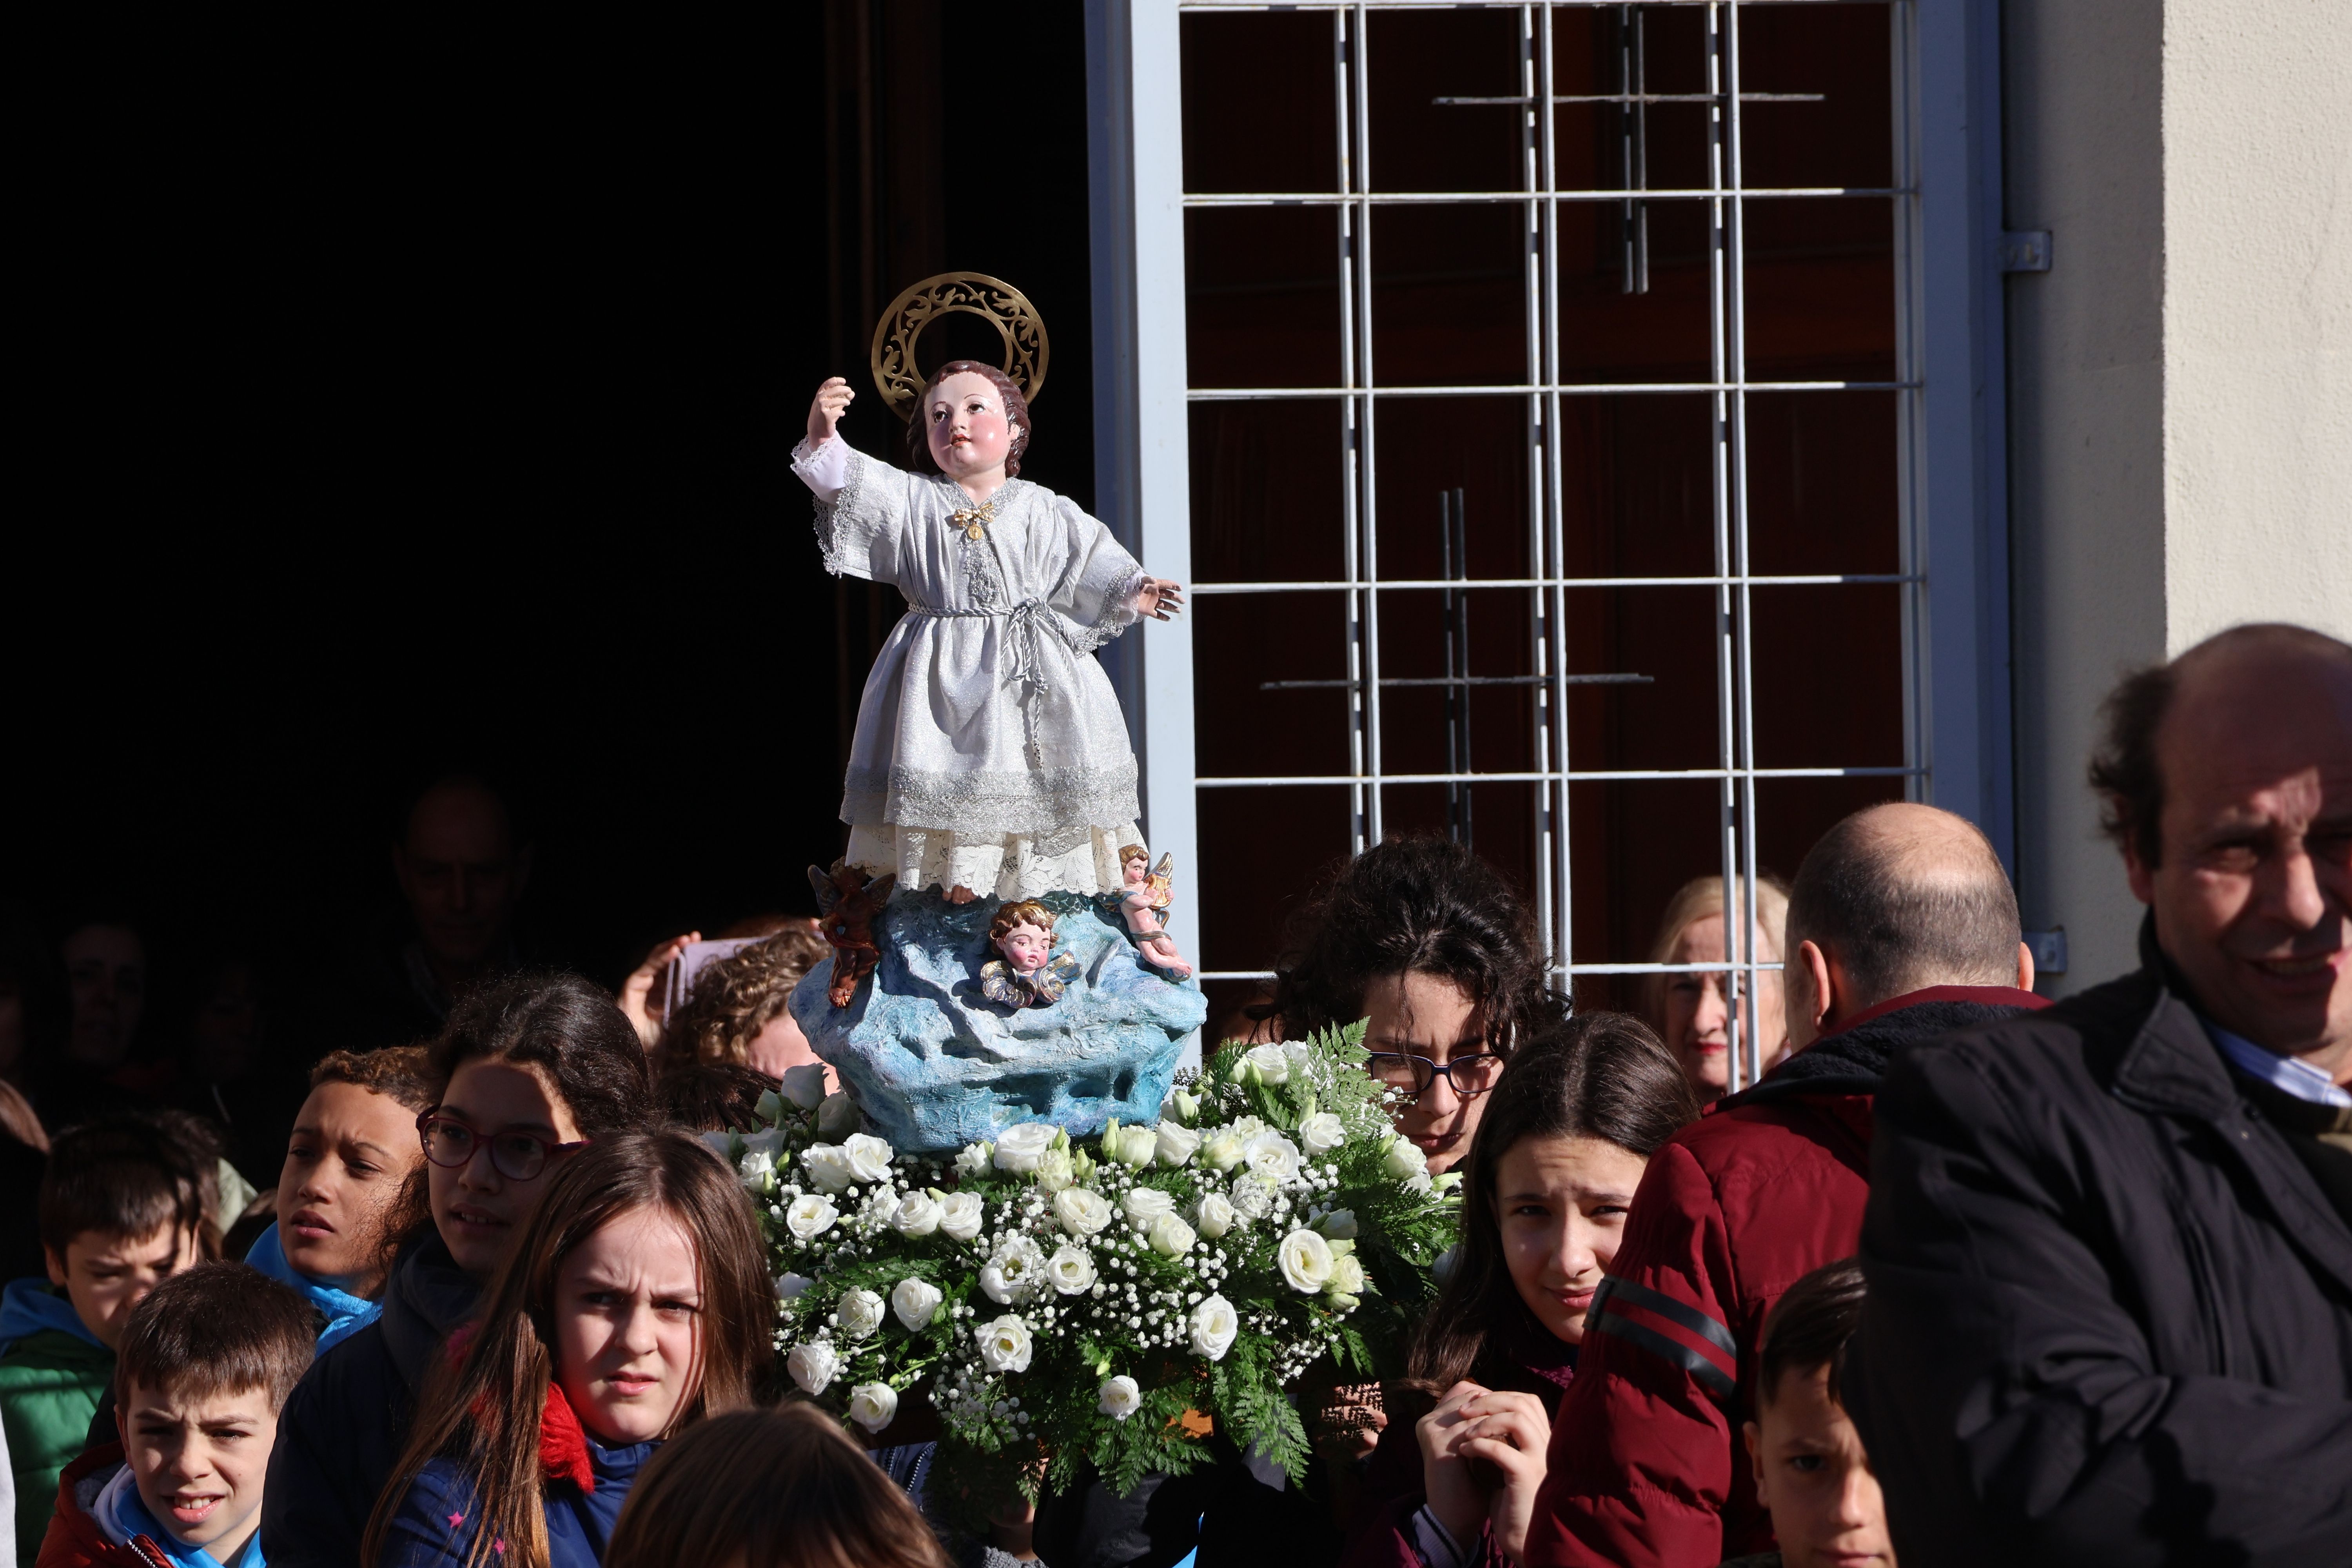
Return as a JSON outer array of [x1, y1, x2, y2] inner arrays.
[[947, 884, 978, 905]]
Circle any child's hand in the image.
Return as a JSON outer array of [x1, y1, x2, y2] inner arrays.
[[1417, 1380, 1496, 1551], [1136, 577, 1185, 621], [1449, 1389, 1552, 1561], [808, 377, 855, 446]]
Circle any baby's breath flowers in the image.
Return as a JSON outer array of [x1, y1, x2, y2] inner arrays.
[[732, 1020, 1456, 1505]]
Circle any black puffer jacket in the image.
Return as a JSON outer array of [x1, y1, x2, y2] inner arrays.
[[1847, 924, 2352, 1566], [260, 1231, 480, 1566]]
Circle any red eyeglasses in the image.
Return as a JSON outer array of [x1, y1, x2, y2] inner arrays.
[[416, 1107, 589, 1182]]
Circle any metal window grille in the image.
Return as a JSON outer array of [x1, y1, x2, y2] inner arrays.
[[1090, 0, 2009, 1089]]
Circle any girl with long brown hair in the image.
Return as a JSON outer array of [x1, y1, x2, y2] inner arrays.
[[1342, 1011, 1699, 1568], [365, 1129, 773, 1567], [605, 1404, 950, 1568]]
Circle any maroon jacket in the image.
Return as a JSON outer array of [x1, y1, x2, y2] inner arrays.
[[36, 1445, 171, 1568], [1523, 986, 2049, 1568]]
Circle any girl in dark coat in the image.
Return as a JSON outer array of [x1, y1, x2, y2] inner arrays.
[[364, 1130, 773, 1568], [260, 974, 656, 1568], [1344, 1012, 1698, 1568]]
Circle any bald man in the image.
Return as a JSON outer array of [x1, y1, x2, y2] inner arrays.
[[1517, 804, 2045, 1568], [1847, 625, 2352, 1567]]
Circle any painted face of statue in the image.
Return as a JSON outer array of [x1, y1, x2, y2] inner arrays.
[[926, 371, 1020, 483], [1123, 854, 1150, 889], [998, 921, 1053, 976]]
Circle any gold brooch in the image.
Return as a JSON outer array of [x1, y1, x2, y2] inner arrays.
[[952, 503, 995, 541]]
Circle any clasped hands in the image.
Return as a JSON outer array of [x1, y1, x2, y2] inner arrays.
[[1418, 1381, 1552, 1564]]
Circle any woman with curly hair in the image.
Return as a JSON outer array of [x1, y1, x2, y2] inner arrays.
[[1263, 837, 1564, 1176]]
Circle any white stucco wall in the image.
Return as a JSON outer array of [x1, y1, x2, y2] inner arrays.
[[2162, 2, 2352, 651], [2007, 0, 2352, 994]]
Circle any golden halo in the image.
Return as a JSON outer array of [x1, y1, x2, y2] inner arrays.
[[869, 272, 1049, 423]]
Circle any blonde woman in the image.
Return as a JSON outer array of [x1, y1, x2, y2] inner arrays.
[[1642, 875, 1789, 1101]]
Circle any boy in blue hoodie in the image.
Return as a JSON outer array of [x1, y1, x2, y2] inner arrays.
[[0, 1120, 209, 1561]]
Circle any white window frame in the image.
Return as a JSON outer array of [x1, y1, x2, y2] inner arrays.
[[1085, 0, 2011, 1084]]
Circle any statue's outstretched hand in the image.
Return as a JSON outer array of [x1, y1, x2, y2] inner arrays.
[[1136, 578, 1185, 621], [807, 376, 855, 446]]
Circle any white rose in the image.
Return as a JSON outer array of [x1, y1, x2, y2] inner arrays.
[[980, 1237, 1045, 1303], [737, 1147, 777, 1187], [786, 1340, 840, 1395], [1046, 1245, 1099, 1295], [1298, 1113, 1346, 1156], [1193, 1192, 1238, 1239], [1327, 1254, 1367, 1299], [780, 1063, 828, 1110], [1228, 1116, 1267, 1142], [817, 1092, 862, 1139], [741, 1126, 788, 1163], [774, 1272, 814, 1301], [1384, 1136, 1429, 1181], [1228, 1172, 1278, 1220], [699, 1129, 739, 1162], [1147, 1212, 1197, 1259], [1034, 1148, 1076, 1192], [1244, 1131, 1304, 1185], [1121, 1187, 1176, 1229], [889, 1191, 944, 1237], [938, 1191, 985, 1242], [1098, 1374, 1143, 1421], [978, 1314, 1034, 1374], [1281, 1040, 1315, 1078], [784, 1194, 839, 1241], [836, 1287, 886, 1339], [1243, 1042, 1290, 1085], [954, 1140, 995, 1178], [844, 1132, 895, 1185], [1316, 1208, 1359, 1240], [994, 1123, 1058, 1174], [891, 1277, 944, 1330], [754, 1087, 785, 1123], [1199, 1131, 1246, 1172], [802, 1144, 855, 1195], [1408, 1169, 1434, 1195], [1054, 1187, 1113, 1236], [1154, 1122, 1202, 1167], [847, 1381, 900, 1433], [1189, 1294, 1239, 1361], [1278, 1228, 1336, 1294]]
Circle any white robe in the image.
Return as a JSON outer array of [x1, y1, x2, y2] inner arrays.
[[793, 436, 1147, 898]]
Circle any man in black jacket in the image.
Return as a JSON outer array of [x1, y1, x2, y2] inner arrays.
[[1848, 623, 2352, 1566]]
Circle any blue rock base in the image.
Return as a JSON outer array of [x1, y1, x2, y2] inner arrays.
[[791, 888, 1207, 1156]]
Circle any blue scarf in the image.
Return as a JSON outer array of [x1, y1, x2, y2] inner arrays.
[[243, 1223, 379, 1352], [96, 1465, 265, 1568]]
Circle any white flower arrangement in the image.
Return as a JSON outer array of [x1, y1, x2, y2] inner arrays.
[[729, 1020, 1457, 1510]]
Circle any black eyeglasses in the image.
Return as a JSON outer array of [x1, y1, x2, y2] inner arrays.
[[416, 1107, 589, 1183], [1365, 1051, 1505, 1098]]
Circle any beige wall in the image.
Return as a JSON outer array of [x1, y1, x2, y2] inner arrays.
[[2005, 0, 2352, 993]]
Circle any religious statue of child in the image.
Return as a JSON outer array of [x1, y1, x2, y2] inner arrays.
[[1114, 844, 1193, 980], [979, 899, 1080, 1010], [795, 366, 1183, 905]]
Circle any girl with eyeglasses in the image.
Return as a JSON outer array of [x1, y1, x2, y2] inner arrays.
[[364, 1130, 773, 1568], [262, 973, 654, 1568], [1263, 838, 1564, 1178], [1343, 1013, 1699, 1568]]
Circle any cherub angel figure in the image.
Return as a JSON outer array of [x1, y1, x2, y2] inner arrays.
[[796, 365, 1183, 904], [1115, 844, 1193, 980], [979, 899, 1080, 1011]]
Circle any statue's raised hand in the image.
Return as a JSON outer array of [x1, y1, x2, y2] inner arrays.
[[807, 376, 855, 446]]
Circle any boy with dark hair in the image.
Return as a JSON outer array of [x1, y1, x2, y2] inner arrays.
[[40, 1263, 314, 1566], [1722, 1260, 1895, 1568], [2, 1122, 212, 1560]]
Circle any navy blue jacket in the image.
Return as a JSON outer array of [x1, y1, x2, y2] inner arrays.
[[375, 1435, 655, 1567], [260, 1232, 479, 1568]]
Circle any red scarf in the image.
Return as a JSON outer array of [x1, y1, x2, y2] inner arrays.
[[449, 1325, 598, 1494]]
